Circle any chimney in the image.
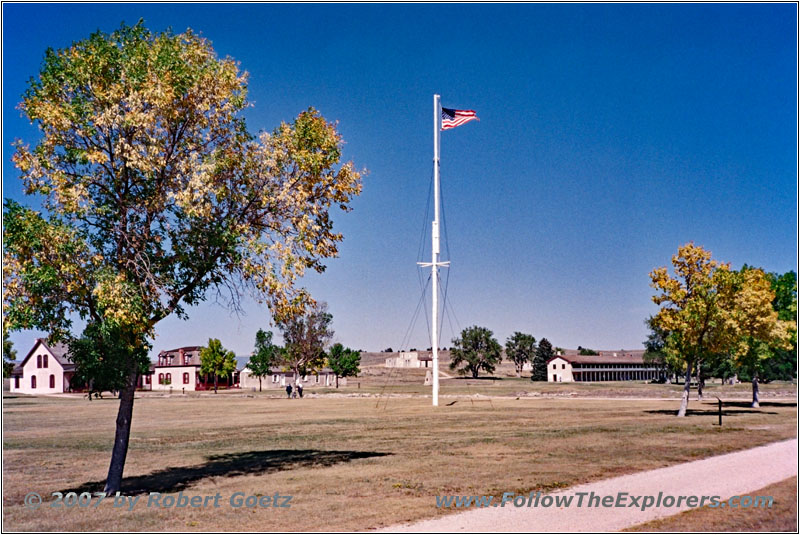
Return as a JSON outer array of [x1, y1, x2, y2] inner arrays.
[[179, 348, 185, 365]]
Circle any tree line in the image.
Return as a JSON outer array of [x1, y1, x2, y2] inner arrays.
[[194, 301, 361, 393], [648, 243, 796, 416], [446, 325, 558, 381]]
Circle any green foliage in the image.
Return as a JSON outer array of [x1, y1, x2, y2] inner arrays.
[[68, 322, 151, 395], [531, 338, 553, 381], [449, 326, 502, 379], [277, 301, 333, 376], [3, 21, 362, 490], [3, 331, 17, 378], [247, 330, 279, 390], [577, 346, 599, 356], [200, 338, 237, 393], [761, 271, 797, 381], [326, 343, 361, 387], [505, 332, 536, 377]]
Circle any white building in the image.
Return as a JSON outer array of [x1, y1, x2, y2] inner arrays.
[[547, 351, 657, 383], [239, 367, 345, 390], [384, 351, 434, 368], [10, 339, 75, 395]]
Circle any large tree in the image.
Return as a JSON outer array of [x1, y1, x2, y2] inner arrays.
[[531, 338, 553, 381], [449, 325, 502, 379], [3, 23, 362, 493], [650, 243, 734, 416], [277, 301, 334, 377], [200, 338, 237, 394], [247, 329, 279, 392], [505, 332, 536, 378], [719, 267, 794, 407], [326, 343, 360, 388]]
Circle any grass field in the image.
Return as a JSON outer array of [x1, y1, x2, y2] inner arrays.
[[626, 477, 798, 532], [2, 387, 796, 531]]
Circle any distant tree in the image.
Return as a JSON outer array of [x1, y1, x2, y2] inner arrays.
[[577, 346, 599, 356], [327, 343, 360, 388], [761, 271, 798, 382], [200, 339, 237, 394], [278, 301, 333, 377], [3, 331, 17, 378], [642, 317, 678, 382], [384, 347, 393, 353], [247, 330, 279, 392], [505, 332, 536, 377], [449, 326, 502, 378], [531, 338, 553, 381]]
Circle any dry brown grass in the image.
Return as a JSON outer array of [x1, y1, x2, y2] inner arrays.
[[2, 393, 796, 531], [625, 477, 798, 532]]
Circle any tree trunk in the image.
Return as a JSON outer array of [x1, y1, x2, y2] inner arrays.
[[103, 369, 138, 494], [335, 374, 339, 388], [516, 365, 521, 378], [677, 363, 692, 417], [751, 372, 760, 408], [214, 374, 218, 393], [697, 363, 704, 401], [258, 377, 262, 392]]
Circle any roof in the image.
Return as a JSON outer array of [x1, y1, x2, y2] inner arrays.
[[548, 353, 647, 365], [16, 338, 76, 373], [157, 346, 203, 356]]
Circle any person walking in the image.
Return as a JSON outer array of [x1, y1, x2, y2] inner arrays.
[[297, 383, 304, 398], [285, 384, 292, 399]]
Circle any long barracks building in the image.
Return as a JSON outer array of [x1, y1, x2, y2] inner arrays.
[[547, 350, 659, 382]]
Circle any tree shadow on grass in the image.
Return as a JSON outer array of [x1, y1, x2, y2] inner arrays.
[[722, 401, 796, 408], [63, 449, 391, 495], [643, 408, 779, 416]]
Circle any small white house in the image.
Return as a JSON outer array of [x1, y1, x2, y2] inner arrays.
[[384, 351, 433, 368], [10, 339, 75, 395]]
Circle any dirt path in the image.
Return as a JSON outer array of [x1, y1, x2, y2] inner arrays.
[[383, 438, 798, 532]]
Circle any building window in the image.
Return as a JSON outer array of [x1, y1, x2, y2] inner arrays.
[[31, 376, 37, 389], [37, 355, 42, 368], [158, 373, 164, 384], [49, 374, 55, 388], [166, 373, 172, 384], [562, 364, 565, 369], [272, 374, 279, 383], [43, 354, 48, 368], [14, 376, 19, 389], [144, 375, 150, 384], [183, 372, 190, 384]]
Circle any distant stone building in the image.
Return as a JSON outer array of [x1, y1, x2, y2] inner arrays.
[[546, 350, 656, 382], [384, 351, 434, 368], [239, 367, 344, 389]]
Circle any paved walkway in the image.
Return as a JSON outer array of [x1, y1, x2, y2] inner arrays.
[[383, 438, 798, 532]]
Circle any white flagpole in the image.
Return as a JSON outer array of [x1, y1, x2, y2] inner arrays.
[[419, 95, 450, 407], [432, 94, 441, 407]]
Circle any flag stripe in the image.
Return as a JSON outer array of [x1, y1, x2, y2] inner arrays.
[[441, 107, 479, 130]]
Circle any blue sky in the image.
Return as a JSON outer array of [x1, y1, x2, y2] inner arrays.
[[3, 3, 797, 357]]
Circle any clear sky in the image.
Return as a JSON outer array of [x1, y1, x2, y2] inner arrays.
[[3, 3, 797, 358]]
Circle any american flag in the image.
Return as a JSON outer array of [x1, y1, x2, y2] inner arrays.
[[441, 107, 479, 130]]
